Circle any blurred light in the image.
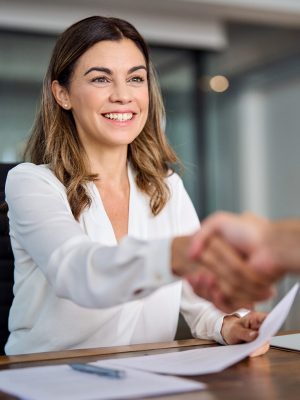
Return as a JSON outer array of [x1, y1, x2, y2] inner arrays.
[[209, 75, 229, 92]]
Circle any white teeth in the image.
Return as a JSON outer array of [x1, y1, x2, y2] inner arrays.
[[104, 113, 133, 121]]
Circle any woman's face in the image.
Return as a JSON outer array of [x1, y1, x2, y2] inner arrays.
[[59, 39, 149, 150]]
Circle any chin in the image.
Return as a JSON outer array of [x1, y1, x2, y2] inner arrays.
[[112, 133, 140, 145]]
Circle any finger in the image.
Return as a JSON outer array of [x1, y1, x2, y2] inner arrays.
[[190, 235, 273, 308], [199, 241, 255, 306], [250, 250, 283, 282], [211, 290, 248, 314], [186, 269, 217, 303], [245, 312, 267, 330], [200, 244, 249, 305], [208, 237, 273, 301], [222, 317, 260, 344], [200, 237, 242, 284], [202, 237, 272, 303], [186, 268, 246, 313], [188, 230, 206, 260], [234, 325, 259, 343], [250, 342, 270, 357], [210, 283, 255, 313], [189, 212, 236, 259]]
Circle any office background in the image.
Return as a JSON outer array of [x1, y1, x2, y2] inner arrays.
[[1, 0, 300, 329]]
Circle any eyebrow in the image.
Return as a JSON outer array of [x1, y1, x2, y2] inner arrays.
[[84, 65, 147, 76]]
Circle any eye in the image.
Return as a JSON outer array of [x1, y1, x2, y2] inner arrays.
[[91, 76, 110, 83], [129, 76, 145, 83]]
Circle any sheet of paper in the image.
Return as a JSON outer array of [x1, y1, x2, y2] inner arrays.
[[271, 333, 300, 351], [109, 283, 299, 376], [0, 284, 297, 400], [0, 362, 204, 400]]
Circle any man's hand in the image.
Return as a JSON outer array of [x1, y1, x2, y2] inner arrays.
[[186, 235, 273, 312], [171, 229, 273, 313], [189, 212, 285, 282], [189, 212, 271, 259], [171, 211, 300, 313]]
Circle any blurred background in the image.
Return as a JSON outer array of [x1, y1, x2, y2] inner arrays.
[[1, 0, 300, 329]]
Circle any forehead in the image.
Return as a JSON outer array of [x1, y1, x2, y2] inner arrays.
[[76, 39, 146, 71]]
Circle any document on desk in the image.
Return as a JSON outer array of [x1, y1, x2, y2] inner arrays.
[[271, 332, 300, 351], [108, 283, 299, 376], [0, 362, 204, 400], [0, 284, 297, 400]]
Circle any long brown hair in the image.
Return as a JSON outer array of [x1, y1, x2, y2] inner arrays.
[[24, 16, 180, 219]]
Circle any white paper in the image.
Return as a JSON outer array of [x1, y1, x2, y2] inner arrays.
[[0, 361, 204, 400], [271, 332, 300, 351], [109, 283, 299, 375], [0, 284, 297, 400]]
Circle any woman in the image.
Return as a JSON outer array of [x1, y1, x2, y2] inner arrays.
[[5, 16, 269, 355]]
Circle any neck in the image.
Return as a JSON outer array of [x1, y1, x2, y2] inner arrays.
[[86, 146, 129, 188]]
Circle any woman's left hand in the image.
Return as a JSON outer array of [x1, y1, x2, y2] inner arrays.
[[221, 311, 270, 357]]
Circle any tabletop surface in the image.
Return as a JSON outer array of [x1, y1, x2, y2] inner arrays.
[[0, 334, 300, 400]]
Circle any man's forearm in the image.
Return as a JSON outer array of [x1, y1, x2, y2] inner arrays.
[[269, 220, 300, 271]]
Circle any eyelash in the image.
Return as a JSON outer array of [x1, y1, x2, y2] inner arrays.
[[130, 76, 145, 83], [91, 76, 145, 84], [91, 76, 109, 83]]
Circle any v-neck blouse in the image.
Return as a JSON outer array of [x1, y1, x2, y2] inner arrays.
[[4, 163, 225, 355], [87, 163, 145, 244]]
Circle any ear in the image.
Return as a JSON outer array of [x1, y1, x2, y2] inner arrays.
[[51, 80, 71, 110]]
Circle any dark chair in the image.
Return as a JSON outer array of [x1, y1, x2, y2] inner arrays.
[[0, 163, 17, 354], [175, 313, 193, 340]]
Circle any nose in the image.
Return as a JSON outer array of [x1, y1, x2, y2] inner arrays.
[[109, 81, 132, 104]]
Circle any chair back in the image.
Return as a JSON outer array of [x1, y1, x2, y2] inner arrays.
[[0, 163, 17, 354]]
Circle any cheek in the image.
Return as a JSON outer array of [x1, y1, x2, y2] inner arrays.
[[140, 95, 149, 124], [144, 90, 150, 110], [70, 87, 103, 111], [138, 87, 149, 110]]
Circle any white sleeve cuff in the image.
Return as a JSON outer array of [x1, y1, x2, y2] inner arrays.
[[233, 308, 250, 318], [145, 237, 178, 286], [214, 315, 227, 345]]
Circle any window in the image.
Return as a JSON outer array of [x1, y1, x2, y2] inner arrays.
[[0, 30, 206, 216]]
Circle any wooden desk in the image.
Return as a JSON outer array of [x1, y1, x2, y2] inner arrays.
[[0, 335, 300, 400]]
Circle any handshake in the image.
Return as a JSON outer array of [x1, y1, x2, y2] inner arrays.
[[171, 212, 300, 312]]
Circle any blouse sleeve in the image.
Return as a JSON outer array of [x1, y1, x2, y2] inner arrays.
[[173, 176, 226, 344], [5, 164, 177, 308]]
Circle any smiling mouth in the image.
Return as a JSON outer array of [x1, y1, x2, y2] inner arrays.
[[103, 112, 134, 122]]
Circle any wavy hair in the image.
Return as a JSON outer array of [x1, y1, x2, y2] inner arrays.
[[24, 16, 181, 219]]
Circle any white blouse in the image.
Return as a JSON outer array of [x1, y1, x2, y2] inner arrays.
[[5, 163, 226, 355]]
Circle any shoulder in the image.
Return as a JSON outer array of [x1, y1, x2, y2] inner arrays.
[[164, 170, 189, 208], [8, 162, 51, 176], [8, 162, 58, 181], [165, 170, 200, 234], [6, 162, 65, 192], [165, 170, 185, 192]]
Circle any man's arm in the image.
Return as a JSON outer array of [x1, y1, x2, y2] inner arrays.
[[190, 212, 300, 276], [250, 219, 300, 274], [187, 212, 300, 311]]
